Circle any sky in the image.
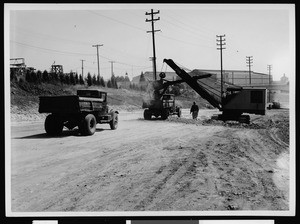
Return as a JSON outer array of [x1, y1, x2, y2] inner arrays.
[[6, 3, 295, 81]]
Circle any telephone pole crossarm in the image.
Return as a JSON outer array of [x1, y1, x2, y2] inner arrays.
[[146, 9, 161, 81], [246, 56, 253, 85]]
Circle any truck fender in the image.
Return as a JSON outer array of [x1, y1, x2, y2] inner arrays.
[[109, 109, 119, 114]]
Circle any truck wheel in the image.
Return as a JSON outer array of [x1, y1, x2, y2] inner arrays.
[[79, 114, 97, 136], [144, 109, 151, 120], [238, 115, 250, 124], [110, 113, 118, 130], [177, 108, 182, 117], [161, 109, 169, 120], [45, 114, 63, 136]]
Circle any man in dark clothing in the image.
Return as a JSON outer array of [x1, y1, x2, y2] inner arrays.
[[190, 102, 199, 119]]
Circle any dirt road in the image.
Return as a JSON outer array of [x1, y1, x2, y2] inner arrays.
[[9, 109, 290, 212]]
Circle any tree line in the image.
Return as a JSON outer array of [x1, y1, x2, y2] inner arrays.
[[10, 68, 147, 91]]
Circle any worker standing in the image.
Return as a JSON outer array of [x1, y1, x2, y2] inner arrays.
[[190, 102, 199, 119]]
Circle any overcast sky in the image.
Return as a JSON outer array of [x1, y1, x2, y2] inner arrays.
[[6, 4, 295, 81]]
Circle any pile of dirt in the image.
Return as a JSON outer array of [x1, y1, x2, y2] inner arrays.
[[167, 111, 289, 146]]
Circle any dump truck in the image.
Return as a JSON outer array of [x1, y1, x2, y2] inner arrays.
[[142, 70, 213, 120], [39, 89, 118, 136], [143, 93, 181, 120], [142, 72, 181, 120], [163, 58, 267, 124]]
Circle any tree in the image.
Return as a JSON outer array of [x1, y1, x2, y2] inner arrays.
[[116, 76, 125, 82], [107, 80, 112, 88], [51, 72, 59, 83], [96, 75, 101, 86], [79, 74, 84, 85], [139, 72, 146, 83], [59, 73, 65, 84], [92, 74, 97, 85], [125, 72, 130, 82], [25, 70, 31, 82], [26, 70, 38, 83], [111, 74, 117, 88], [36, 70, 42, 83], [10, 69, 18, 82], [70, 72, 76, 85], [75, 73, 79, 84], [100, 77, 105, 87], [42, 70, 49, 82], [65, 74, 70, 85], [87, 72, 92, 86]]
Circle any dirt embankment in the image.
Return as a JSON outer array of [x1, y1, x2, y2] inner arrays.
[[9, 81, 207, 122]]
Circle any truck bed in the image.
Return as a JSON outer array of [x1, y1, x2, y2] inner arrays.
[[39, 95, 105, 114]]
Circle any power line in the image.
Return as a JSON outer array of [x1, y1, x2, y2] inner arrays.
[[88, 10, 146, 32], [163, 11, 217, 38], [12, 25, 92, 47], [89, 9, 215, 51], [157, 33, 215, 49], [160, 17, 215, 44], [11, 40, 95, 56]]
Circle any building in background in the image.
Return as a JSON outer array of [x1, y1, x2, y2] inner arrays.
[[132, 69, 289, 94]]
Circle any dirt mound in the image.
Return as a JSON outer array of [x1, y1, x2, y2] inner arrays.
[[166, 111, 289, 146]]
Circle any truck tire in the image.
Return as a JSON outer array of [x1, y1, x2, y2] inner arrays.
[[238, 115, 250, 124], [79, 114, 97, 136], [177, 108, 182, 117], [161, 109, 169, 120], [110, 112, 118, 130], [144, 109, 151, 120], [45, 114, 63, 136]]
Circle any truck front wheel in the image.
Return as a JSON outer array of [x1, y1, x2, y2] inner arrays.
[[45, 114, 63, 136], [79, 114, 97, 136], [110, 112, 118, 130], [177, 108, 182, 117], [161, 109, 169, 120], [144, 109, 152, 120]]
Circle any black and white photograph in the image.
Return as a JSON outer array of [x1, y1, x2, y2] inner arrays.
[[4, 3, 295, 217]]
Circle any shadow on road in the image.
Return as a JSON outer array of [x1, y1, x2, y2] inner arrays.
[[15, 128, 107, 139]]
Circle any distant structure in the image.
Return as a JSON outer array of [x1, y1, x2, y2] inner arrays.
[[280, 73, 289, 84], [132, 69, 271, 87], [51, 64, 63, 74], [132, 69, 289, 94], [10, 58, 26, 75], [10, 58, 36, 81], [195, 69, 271, 87]]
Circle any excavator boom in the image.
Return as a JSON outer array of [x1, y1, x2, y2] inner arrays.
[[163, 58, 222, 109]]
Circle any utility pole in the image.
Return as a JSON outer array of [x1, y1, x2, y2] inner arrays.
[[109, 61, 115, 77], [92, 44, 103, 77], [267, 64, 272, 103], [246, 56, 253, 85], [146, 9, 160, 81], [216, 34, 226, 106], [267, 64, 272, 85], [80, 59, 85, 78]]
